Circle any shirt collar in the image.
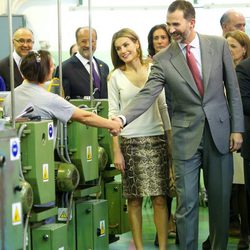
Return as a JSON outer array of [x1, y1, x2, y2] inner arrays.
[[75, 52, 95, 67], [178, 33, 199, 51], [13, 50, 22, 68]]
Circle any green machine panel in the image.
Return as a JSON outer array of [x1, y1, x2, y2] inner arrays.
[[70, 99, 114, 168], [0, 128, 23, 250], [65, 201, 76, 250], [17, 121, 55, 205], [105, 181, 130, 235], [32, 223, 67, 250], [76, 199, 109, 250], [67, 106, 99, 183]]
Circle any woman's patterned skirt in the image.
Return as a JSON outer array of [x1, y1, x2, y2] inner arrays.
[[120, 134, 168, 199]]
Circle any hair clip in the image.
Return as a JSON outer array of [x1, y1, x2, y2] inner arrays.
[[35, 54, 41, 63], [29, 50, 41, 63]]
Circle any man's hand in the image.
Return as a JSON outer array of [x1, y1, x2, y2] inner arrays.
[[230, 132, 243, 152], [109, 116, 123, 136]]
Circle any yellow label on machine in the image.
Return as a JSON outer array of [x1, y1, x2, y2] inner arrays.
[[43, 163, 49, 182], [86, 146, 92, 161], [12, 202, 22, 225], [58, 208, 72, 221], [100, 220, 105, 236]]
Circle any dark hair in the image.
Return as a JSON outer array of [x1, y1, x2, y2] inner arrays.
[[168, 0, 195, 20], [75, 26, 98, 41], [20, 50, 51, 83], [147, 24, 171, 57], [220, 12, 230, 28], [69, 43, 77, 56], [111, 28, 144, 69]]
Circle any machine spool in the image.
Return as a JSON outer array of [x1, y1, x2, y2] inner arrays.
[[56, 162, 80, 192], [98, 146, 108, 171], [19, 180, 33, 214]]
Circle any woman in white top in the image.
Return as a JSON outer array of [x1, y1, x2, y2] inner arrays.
[[108, 28, 172, 250]]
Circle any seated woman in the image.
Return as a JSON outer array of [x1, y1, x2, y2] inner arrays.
[[3, 50, 121, 135]]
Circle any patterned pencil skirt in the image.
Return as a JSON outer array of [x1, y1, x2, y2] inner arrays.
[[120, 134, 168, 199]]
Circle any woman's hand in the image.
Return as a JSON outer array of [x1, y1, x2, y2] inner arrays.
[[114, 150, 125, 175]]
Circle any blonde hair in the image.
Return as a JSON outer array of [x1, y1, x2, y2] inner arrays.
[[110, 28, 147, 70]]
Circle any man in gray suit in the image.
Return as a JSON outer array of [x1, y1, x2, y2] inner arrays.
[[114, 1, 244, 249]]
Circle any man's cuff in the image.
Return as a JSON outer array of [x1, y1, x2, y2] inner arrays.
[[118, 115, 126, 127]]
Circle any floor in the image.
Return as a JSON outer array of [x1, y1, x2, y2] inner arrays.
[[109, 198, 239, 250]]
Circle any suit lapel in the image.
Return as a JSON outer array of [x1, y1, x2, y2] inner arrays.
[[94, 57, 105, 92], [199, 34, 213, 93], [73, 55, 90, 80], [170, 42, 201, 97], [14, 61, 23, 85]]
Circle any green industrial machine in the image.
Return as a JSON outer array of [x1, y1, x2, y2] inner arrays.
[[105, 181, 130, 235], [16, 120, 70, 250], [69, 99, 113, 168], [62, 103, 110, 250], [67, 113, 99, 184], [69, 99, 130, 241], [75, 199, 109, 250], [31, 223, 68, 250], [17, 121, 56, 210], [0, 125, 23, 250], [1, 97, 129, 250]]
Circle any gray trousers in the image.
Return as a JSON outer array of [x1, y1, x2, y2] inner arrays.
[[174, 122, 233, 250]]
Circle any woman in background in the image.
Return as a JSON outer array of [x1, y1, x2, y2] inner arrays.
[[225, 30, 250, 250], [108, 28, 172, 250], [148, 24, 176, 246], [147, 24, 171, 61]]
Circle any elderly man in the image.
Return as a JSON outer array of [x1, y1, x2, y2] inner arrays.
[[0, 27, 34, 91], [220, 10, 246, 37], [55, 26, 109, 99]]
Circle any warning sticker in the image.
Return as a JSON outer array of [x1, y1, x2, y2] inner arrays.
[[48, 122, 53, 140], [86, 146, 92, 162], [99, 220, 105, 237], [10, 138, 20, 161], [12, 202, 22, 226], [43, 164, 49, 182], [58, 208, 72, 221]]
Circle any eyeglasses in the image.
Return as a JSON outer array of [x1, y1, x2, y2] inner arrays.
[[14, 39, 34, 45]]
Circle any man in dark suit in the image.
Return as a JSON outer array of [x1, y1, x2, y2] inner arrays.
[[112, 1, 244, 249], [55, 27, 109, 99], [236, 58, 250, 249], [0, 27, 34, 91]]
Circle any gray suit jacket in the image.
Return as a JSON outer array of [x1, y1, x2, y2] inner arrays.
[[122, 34, 244, 160]]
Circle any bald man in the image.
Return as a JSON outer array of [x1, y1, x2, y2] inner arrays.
[[55, 27, 109, 99], [0, 27, 34, 91], [220, 10, 246, 37]]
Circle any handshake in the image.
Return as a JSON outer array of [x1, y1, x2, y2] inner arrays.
[[109, 116, 124, 136]]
